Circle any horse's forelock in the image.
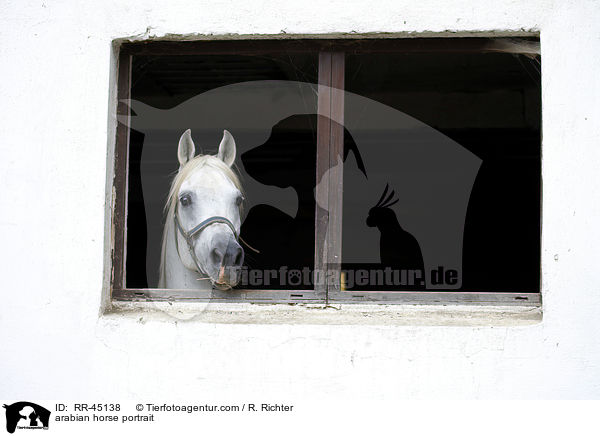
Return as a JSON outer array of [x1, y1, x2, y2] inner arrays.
[[164, 154, 242, 215]]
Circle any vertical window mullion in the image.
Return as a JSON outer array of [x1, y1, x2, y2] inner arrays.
[[327, 53, 345, 297], [315, 51, 345, 303], [315, 52, 332, 301], [112, 52, 132, 293]]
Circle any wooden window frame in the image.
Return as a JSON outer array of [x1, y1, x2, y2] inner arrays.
[[110, 37, 541, 306]]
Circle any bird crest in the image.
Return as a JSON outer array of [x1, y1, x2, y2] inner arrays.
[[372, 184, 399, 209]]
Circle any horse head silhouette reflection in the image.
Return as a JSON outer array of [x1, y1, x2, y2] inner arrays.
[[367, 184, 424, 279]]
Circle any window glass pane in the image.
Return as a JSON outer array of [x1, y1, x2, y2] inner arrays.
[[125, 52, 319, 290], [341, 50, 541, 291]]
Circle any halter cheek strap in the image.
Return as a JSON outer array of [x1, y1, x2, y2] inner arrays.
[[174, 209, 239, 276]]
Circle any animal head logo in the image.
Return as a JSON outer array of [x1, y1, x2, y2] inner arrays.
[[366, 184, 399, 228], [3, 402, 50, 434]]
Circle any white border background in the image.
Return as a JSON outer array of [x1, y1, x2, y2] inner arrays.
[[1, 0, 599, 418]]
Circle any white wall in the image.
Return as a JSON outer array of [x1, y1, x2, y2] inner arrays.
[[1, 0, 599, 401]]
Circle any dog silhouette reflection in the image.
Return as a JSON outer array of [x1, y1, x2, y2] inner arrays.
[[240, 114, 365, 288]]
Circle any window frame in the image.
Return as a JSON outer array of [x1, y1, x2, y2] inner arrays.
[[110, 37, 541, 306]]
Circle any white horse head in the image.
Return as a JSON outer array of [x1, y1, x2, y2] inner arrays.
[[159, 129, 244, 290]]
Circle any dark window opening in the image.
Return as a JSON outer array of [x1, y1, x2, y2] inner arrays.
[[341, 51, 540, 291], [112, 38, 541, 303]]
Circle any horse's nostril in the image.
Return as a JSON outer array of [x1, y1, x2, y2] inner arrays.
[[211, 248, 223, 265], [234, 248, 244, 267]]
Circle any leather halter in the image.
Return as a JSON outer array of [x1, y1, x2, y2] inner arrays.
[[173, 203, 239, 277]]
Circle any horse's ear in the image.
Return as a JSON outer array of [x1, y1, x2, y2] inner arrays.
[[217, 130, 236, 167], [178, 129, 196, 167]]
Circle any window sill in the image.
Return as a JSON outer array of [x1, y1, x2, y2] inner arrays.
[[105, 300, 542, 327]]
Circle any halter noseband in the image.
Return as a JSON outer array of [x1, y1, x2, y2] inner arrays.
[[173, 204, 239, 277]]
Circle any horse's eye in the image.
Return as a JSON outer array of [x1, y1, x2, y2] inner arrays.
[[235, 195, 244, 206], [180, 194, 192, 207]]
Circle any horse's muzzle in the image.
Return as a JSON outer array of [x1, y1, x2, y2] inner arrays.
[[210, 235, 244, 287]]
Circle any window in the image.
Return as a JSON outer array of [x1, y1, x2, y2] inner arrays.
[[110, 37, 541, 305]]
